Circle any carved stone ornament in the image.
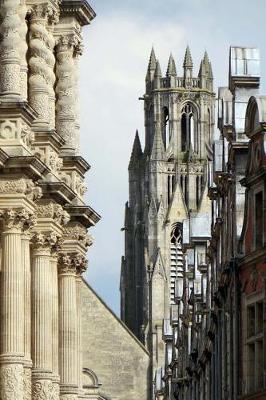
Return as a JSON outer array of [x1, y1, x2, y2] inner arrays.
[[0, 364, 24, 400], [64, 224, 93, 249], [36, 202, 70, 226], [32, 379, 54, 400], [0, 178, 42, 200], [0, 209, 36, 231], [31, 231, 61, 251], [58, 253, 88, 275]]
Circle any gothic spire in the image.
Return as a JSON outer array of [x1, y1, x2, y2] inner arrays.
[[148, 47, 157, 71], [129, 130, 143, 168], [154, 60, 162, 77], [166, 54, 177, 77], [146, 47, 157, 82], [183, 46, 193, 69]]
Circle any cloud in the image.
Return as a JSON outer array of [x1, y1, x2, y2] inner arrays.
[[79, 1, 266, 315]]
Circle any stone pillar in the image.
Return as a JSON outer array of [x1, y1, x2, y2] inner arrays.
[[18, 0, 28, 101], [0, 210, 27, 400], [31, 232, 58, 400], [46, 9, 59, 130], [59, 254, 86, 400], [73, 43, 83, 154], [22, 218, 35, 400], [50, 251, 60, 399], [0, 0, 22, 97], [55, 35, 79, 154], [76, 263, 87, 396], [28, 5, 51, 125]]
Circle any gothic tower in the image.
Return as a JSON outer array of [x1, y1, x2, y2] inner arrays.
[[120, 47, 215, 391]]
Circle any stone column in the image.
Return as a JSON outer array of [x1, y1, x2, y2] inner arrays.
[[22, 217, 35, 400], [50, 251, 60, 400], [18, 0, 28, 101], [0, 0, 22, 97], [73, 43, 83, 154], [0, 209, 27, 400], [31, 232, 58, 400], [55, 35, 79, 154], [59, 254, 86, 400], [76, 262, 87, 396], [28, 4, 51, 125]]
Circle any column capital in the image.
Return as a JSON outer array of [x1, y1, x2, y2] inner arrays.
[[58, 253, 87, 275], [31, 232, 61, 254], [56, 34, 83, 56], [63, 222, 93, 250], [36, 201, 70, 226], [0, 209, 36, 232]]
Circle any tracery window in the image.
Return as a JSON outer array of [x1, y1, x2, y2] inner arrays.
[[170, 224, 183, 304], [181, 103, 197, 152]]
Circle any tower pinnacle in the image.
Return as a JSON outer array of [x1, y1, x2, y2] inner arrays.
[[166, 54, 177, 77], [183, 46, 193, 68]]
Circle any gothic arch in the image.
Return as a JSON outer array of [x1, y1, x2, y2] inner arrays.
[[180, 101, 199, 152], [245, 95, 266, 137]]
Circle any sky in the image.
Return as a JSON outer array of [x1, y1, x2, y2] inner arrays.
[[79, 0, 266, 315]]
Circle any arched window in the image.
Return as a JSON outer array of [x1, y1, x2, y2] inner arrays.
[[163, 107, 170, 148], [170, 224, 183, 304], [181, 103, 197, 152]]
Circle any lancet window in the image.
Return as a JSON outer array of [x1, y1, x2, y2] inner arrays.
[[170, 224, 183, 304], [181, 103, 197, 152], [163, 107, 170, 148]]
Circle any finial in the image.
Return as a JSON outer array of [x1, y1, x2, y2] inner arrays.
[[129, 130, 142, 167], [148, 47, 157, 71], [166, 53, 177, 77], [183, 46, 193, 68], [154, 60, 162, 77]]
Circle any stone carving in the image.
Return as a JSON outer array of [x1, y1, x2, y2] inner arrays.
[[0, 364, 24, 400], [32, 379, 54, 400], [55, 34, 81, 153], [0, 0, 21, 96], [75, 176, 87, 196], [64, 223, 94, 249], [31, 232, 61, 251], [58, 253, 88, 275], [0, 209, 36, 231], [18, 1, 28, 100], [36, 202, 70, 225], [49, 152, 63, 173], [23, 368, 32, 400], [28, 4, 52, 121]]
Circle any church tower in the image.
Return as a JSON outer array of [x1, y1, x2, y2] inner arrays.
[[120, 47, 215, 391]]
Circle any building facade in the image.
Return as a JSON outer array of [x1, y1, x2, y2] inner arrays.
[[120, 46, 215, 397], [121, 46, 266, 400], [0, 1, 103, 399]]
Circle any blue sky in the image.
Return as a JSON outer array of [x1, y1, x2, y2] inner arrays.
[[79, 0, 266, 315]]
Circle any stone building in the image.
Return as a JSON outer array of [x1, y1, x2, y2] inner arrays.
[[121, 45, 266, 399], [120, 46, 215, 397], [0, 1, 149, 399]]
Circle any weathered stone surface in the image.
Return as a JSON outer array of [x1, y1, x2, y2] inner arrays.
[[81, 280, 149, 400]]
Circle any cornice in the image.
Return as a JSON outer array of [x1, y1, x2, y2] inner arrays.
[[5, 156, 49, 180], [60, 0, 96, 25], [39, 181, 76, 205], [65, 204, 101, 228]]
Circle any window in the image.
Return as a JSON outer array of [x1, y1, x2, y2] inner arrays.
[[170, 224, 183, 304], [255, 191, 263, 249], [246, 300, 264, 393], [181, 103, 197, 152], [163, 107, 170, 148]]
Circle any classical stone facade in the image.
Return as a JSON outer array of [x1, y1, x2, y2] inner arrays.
[[0, 1, 103, 399], [122, 46, 266, 400]]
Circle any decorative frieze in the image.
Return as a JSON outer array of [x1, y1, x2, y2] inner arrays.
[[0, 364, 24, 400]]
